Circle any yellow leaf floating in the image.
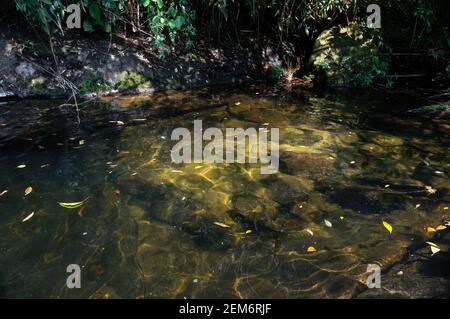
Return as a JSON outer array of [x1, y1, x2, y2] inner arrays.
[[430, 246, 440, 255], [425, 185, 437, 195], [383, 221, 393, 235], [426, 227, 436, 233], [426, 242, 440, 255], [24, 186, 33, 196], [436, 225, 447, 231], [214, 222, 230, 228], [306, 246, 317, 253], [22, 212, 34, 222], [58, 198, 89, 209], [235, 101, 241, 106]]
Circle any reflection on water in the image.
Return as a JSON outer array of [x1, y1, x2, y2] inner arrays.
[[0, 85, 449, 298]]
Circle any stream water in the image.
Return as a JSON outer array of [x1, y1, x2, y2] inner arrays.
[[0, 85, 449, 298]]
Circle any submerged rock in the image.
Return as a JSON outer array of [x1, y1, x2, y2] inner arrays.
[[279, 151, 335, 180]]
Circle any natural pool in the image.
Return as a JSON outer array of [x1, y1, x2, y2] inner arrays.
[[0, 85, 449, 298]]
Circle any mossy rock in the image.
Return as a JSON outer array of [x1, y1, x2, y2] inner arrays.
[[309, 22, 389, 87], [79, 74, 111, 93], [116, 71, 152, 91]]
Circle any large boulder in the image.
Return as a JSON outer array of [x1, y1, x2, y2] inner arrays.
[[309, 22, 389, 87]]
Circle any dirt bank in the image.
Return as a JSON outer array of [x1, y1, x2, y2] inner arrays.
[[0, 24, 263, 99]]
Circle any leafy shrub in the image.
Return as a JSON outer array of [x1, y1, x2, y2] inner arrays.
[[15, 0, 196, 56]]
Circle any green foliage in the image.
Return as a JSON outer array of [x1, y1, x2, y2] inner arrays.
[[310, 22, 390, 88], [14, 0, 449, 79], [140, 0, 196, 58], [15, 0, 196, 55], [16, 0, 65, 34], [266, 65, 284, 81]]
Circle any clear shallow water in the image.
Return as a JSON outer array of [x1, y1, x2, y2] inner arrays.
[[0, 85, 449, 298]]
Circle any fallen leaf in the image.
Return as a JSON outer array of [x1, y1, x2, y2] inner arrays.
[[0, 190, 7, 197], [306, 246, 317, 253], [79, 140, 85, 145], [235, 101, 241, 106], [113, 189, 121, 195], [415, 204, 421, 209], [430, 246, 440, 255], [305, 229, 314, 236], [24, 186, 33, 196], [324, 219, 333, 228], [245, 230, 252, 234], [426, 242, 441, 255], [436, 225, 447, 231], [214, 222, 230, 228], [58, 198, 89, 209], [426, 227, 436, 233], [350, 161, 356, 165], [384, 184, 390, 188], [383, 220, 393, 235], [22, 212, 35, 222], [340, 216, 345, 220], [425, 186, 437, 195], [17, 164, 26, 169]]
